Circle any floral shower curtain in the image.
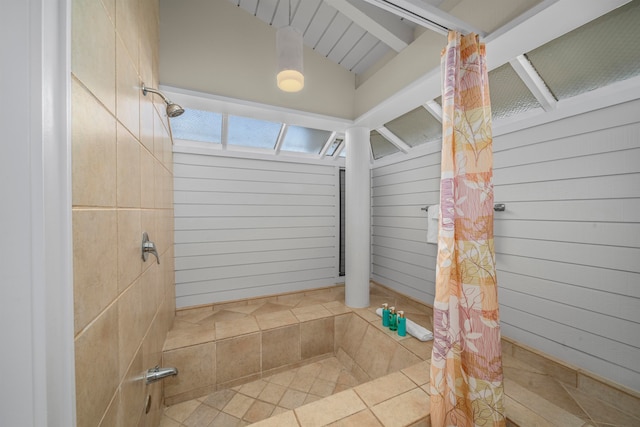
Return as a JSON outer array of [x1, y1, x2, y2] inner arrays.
[[429, 31, 505, 427]]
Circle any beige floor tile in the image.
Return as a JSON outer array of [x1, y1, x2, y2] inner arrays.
[[222, 393, 255, 419], [276, 293, 306, 307], [256, 310, 299, 330], [163, 399, 200, 422], [562, 383, 640, 426], [238, 379, 268, 398], [297, 362, 323, 377], [248, 410, 300, 427], [251, 302, 295, 316], [304, 394, 323, 404], [215, 316, 260, 340], [326, 409, 384, 427], [206, 310, 248, 324], [309, 378, 337, 397], [243, 400, 276, 424], [295, 389, 367, 427], [400, 338, 432, 361], [182, 403, 219, 427], [175, 306, 214, 321], [504, 395, 554, 427], [258, 382, 288, 405], [159, 416, 181, 427], [371, 388, 430, 427], [201, 388, 236, 410], [388, 344, 423, 374], [279, 388, 309, 409], [334, 383, 354, 394], [355, 371, 418, 407], [318, 361, 343, 384], [210, 411, 243, 427], [503, 367, 587, 418], [267, 369, 297, 387], [163, 323, 215, 351], [336, 370, 360, 388], [401, 361, 431, 386], [504, 378, 586, 427], [226, 303, 264, 315], [292, 304, 333, 322], [272, 406, 290, 416], [512, 345, 577, 386], [323, 301, 352, 315], [353, 308, 380, 322], [577, 373, 640, 420], [406, 418, 430, 427], [289, 373, 316, 393]]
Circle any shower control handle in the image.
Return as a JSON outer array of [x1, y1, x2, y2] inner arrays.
[[142, 232, 160, 264]]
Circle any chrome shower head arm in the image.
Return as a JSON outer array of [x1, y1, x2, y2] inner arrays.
[[141, 84, 171, 105], [141, 83, 185, 118]]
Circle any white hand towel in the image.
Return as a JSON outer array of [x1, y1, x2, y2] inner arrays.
[[375, 308, 434, 342], [426, 204, 439, 244]]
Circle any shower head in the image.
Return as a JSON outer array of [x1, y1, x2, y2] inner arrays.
[[141, 84, 185, 118]]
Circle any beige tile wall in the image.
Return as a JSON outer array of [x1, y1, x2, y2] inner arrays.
[[71, 0, 175, 426]]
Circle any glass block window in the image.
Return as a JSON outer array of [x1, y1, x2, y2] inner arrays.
[[526, 1, 640, 100], [488, 63, 541, 120], [384, 106, 442, 147], [370, 130, 399, 159], [227, 115, 281, 149], [170, 108, 222, 143], [280, 125, 332, 154]]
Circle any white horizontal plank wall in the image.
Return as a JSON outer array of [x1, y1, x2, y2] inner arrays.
[[370, 99, 640, 392], [493, 98, 640, 392], [173, 152, 340, 308], [371, 144, 442, 304]]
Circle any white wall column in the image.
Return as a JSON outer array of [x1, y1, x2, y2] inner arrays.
[[345, 127, 371, 308], [0, 0, 75, 425]]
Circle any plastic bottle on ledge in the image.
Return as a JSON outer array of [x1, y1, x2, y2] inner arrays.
[[389, 307, 398, 331], [382, 303, 390, 327], [397, 310, 406, 337]]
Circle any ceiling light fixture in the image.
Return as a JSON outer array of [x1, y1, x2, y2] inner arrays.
[[276, 0, 304, 92]]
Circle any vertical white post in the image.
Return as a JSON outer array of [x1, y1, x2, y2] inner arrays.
[[0, 0, 75, 425], [345, 127, 370, 308]]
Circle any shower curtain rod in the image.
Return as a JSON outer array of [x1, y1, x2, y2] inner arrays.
[[421, 204, 506, 212]]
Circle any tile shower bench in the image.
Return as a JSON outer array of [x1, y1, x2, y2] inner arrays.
[[161, 291, 433, 408]]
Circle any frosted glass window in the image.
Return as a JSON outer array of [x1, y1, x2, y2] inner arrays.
[[281, 125, 332, 154], [370, 130, 399, 159], [170, 109, 222, 143], [526, 1, 640, 100], [384, 106, 442, 147], [227, 115, 281, 149], [489, 63, 541, 120]]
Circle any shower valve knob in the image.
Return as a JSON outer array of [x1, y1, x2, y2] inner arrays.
[[141, 232, 160, 264]]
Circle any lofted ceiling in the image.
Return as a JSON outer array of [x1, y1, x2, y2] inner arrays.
[[225, 0, 545, 81], [160, 0, 640, 164]]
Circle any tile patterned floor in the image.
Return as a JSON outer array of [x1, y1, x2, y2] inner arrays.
[[160, 284, 640, 427], [160, 357, 363, 427]]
